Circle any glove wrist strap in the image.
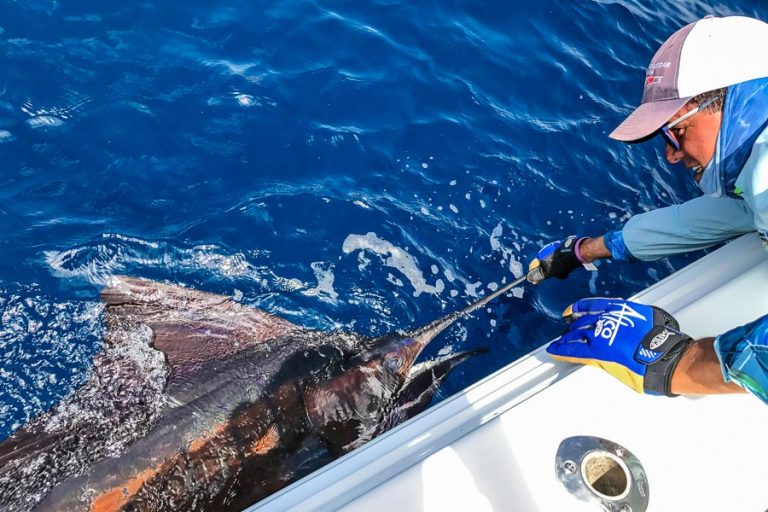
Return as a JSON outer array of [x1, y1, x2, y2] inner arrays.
[[643, 336, 692, 396]]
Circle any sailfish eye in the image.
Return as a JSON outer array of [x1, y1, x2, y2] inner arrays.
[[385, 356, 403, 370]]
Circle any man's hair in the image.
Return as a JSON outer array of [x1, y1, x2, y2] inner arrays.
[[691, 88, 727, 113]]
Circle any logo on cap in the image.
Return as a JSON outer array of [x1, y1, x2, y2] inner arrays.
[[645, 76, 663, 86], [647, 61, 672, 70], [645, 61, 671, 88]]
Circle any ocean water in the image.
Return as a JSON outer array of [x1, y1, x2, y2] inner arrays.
[[1, 0, 767, 455]]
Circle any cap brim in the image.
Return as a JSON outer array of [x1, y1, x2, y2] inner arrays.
[[609, 97, 690, 142]]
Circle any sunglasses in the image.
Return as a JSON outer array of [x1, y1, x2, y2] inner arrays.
[[660, 94, 723, 151]]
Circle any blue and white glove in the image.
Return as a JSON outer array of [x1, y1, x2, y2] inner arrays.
[[528, 236, 587, 284], [546, 298, 693, 396]]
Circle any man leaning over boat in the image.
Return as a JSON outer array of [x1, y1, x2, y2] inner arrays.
[[530, 15, 768, 404]]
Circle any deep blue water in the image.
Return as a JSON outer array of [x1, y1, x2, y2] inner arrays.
[[2, 0, 768, 443]]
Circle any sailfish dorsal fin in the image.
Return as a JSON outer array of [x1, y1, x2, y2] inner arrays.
[[101, 276, 301, 380]]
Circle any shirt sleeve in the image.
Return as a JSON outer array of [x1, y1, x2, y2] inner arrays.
[[617, 195, 755, 261], [714, 313, 768, 404]]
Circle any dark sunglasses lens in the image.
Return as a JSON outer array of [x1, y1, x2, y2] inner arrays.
[[661, 126, 680, 150]]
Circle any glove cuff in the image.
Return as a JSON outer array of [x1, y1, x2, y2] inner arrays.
[[643, 334, 692, 396], [544, 236, 582, 279]]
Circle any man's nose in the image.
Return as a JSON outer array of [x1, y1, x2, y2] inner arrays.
[[665, 143, 684, 164]]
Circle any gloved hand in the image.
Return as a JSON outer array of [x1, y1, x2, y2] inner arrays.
[[528, 236, 586, 284], [546, 298, 693, 396]]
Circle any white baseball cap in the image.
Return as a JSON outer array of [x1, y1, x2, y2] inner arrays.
[[610, 15, 768, 142]]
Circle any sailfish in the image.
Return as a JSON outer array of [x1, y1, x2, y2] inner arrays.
[[0, 274, 517, 510]]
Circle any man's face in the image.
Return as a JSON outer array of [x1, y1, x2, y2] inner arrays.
[[662, 102, 722, 182]]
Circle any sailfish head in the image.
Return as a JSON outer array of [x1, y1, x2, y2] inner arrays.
[[302, 309, 484, 456], [374, 347, 487, 436]]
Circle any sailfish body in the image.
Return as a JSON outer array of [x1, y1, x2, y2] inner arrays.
[[0, 277, 488, 510]]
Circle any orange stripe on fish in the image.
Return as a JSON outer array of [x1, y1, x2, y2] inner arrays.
[[187, 422, 228, 453], [91, 467, 159, 512], [91, 423, 231, 511], [250, 424, 280, 455]]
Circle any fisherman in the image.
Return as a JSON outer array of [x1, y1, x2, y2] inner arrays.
[[530, 15, 768, 403]]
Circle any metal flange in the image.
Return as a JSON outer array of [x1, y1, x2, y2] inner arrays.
[[555, 436, 649, 512]]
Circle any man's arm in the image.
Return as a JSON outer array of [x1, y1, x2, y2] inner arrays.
[[577, 236, 612, 262], [618, 195, 754, 260], [671, 338, 745, 395], [531, 195, 755, 282], [590, 195, 754, 262]]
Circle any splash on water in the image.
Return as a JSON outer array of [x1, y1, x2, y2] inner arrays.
[[0, 288, 103, 439], [342, 232, 445, 297], [489, 222, 524, 279], [303, 262, 339, 304]]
